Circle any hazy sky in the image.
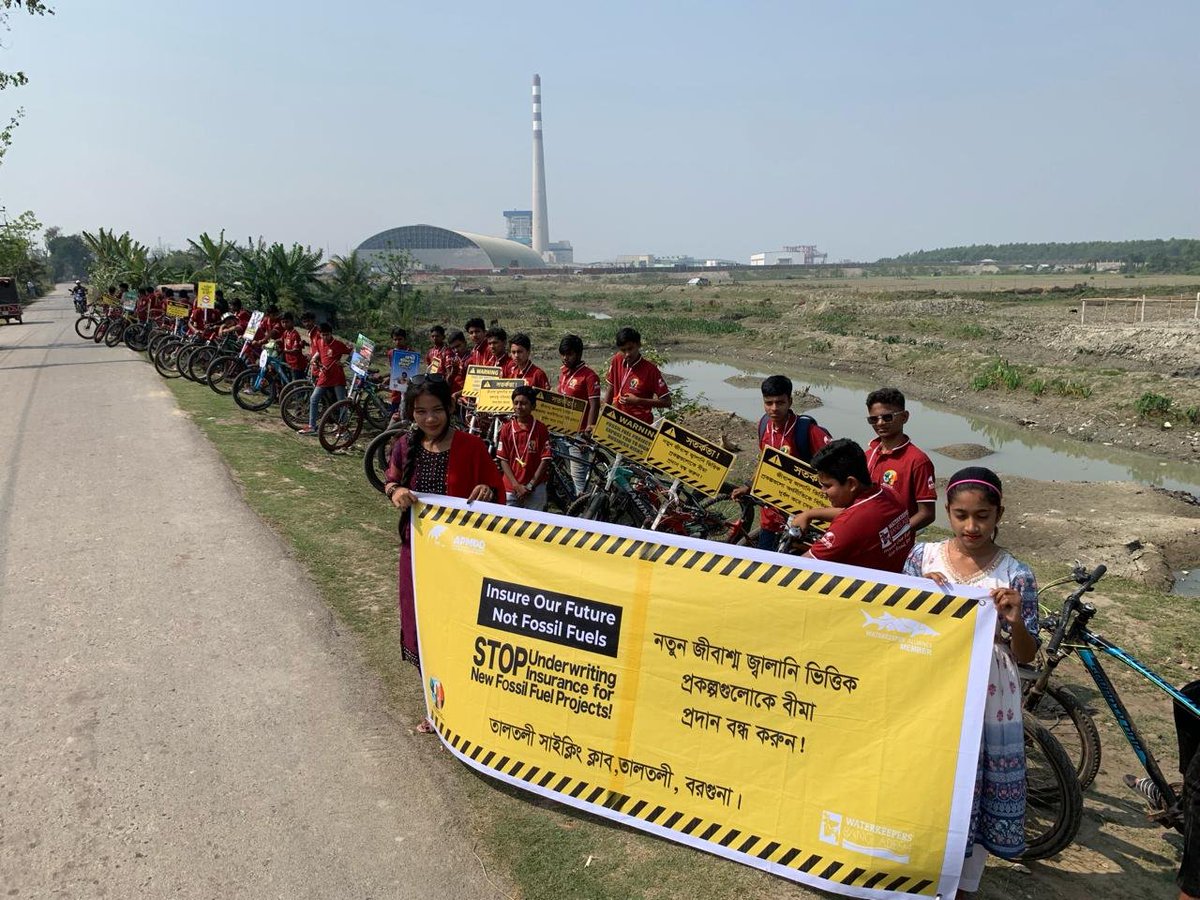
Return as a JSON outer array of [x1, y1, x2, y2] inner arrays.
[[3, 1, 1198, 263]]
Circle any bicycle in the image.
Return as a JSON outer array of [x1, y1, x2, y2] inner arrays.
[[231, 343, 297, 411], [316, 370, 393, 453], [1023, 564, 1200, 841]]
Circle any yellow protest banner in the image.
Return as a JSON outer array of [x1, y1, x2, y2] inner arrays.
[[462, 365, 502, 399], [591, 404, 658, 462], [531, 388, 587, 434], [751, 447, 829, 515], [647, 420, 735, 496], [196, 281, 217, 310], [475, 378, 524, 414], [164, 302, 190, 318], [412, 498, 993, 898]]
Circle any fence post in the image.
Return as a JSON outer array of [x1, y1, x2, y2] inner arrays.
[[1080, 299, 1086, 325], [1195, 292, 1199, 321], [1140, 296, 1146, 322]]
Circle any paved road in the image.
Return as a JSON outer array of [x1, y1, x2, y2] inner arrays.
[[0, 292, 500, 899]]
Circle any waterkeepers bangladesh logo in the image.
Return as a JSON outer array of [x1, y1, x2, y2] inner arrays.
[[819, 810, 913, 864], [860, 610, 939, 656]]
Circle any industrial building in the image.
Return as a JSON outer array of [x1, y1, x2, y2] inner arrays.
[[750, 245, 828, 266], [503, 210, 533, 246], [356, 225, 546, 271]]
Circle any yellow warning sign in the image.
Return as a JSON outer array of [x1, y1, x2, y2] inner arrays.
[[462, 365, 502, 399], [164, 302, 190, 318], [592, 404, 658, 462], [475, 378, 525, 414], [531, 389, 587, 434], [751, 447, 828, 516], [196, 282, 217, 310], [646, 420, 735, 497]]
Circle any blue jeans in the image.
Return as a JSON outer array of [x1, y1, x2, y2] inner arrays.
[[506, 483, 547, 512], [309, 385, 347, 429]]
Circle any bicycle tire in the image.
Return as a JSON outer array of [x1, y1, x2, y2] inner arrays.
[[1025, 684, 1102, 792], [74, 315, 97, 340], [153, 341, 183, 379], [318, 399, 365, 452], [124, 322, 150, 352], [175, 344, 198, 379], [231, 368, 278, 412], [363, 426, 407, 492], [280, 385, 332, 431], [147, 329, 174, 358], [92, 318, 110, 344], [104, 319, 126, 347], [277, 378, 312, 408], [1020, 717, 1084, 860], [186, 346, 218, 383], [567, 489, 610, 522], [206, 355, 243, 395]]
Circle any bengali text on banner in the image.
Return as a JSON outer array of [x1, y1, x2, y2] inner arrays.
[[410, 496, 995, 899]]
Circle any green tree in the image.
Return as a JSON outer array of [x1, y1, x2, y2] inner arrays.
[[1, 2, 53, 168], [187, 229, 236, 282], [0, 209, 48, 287], [231, 238, 324, 312], [45, 228, 92, 281]]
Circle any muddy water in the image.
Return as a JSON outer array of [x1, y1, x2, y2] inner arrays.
[[664, 358, 1200, 499]]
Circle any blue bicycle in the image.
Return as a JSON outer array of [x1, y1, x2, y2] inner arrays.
[[1024, 565, 1200, 846]]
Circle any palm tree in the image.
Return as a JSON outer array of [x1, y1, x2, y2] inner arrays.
[[187, 229, 236, 282]]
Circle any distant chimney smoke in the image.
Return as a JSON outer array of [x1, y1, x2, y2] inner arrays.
[[531, 74, 549, 256]]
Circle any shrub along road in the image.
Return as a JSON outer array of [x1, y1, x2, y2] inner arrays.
[[0, 290, 501, 898]]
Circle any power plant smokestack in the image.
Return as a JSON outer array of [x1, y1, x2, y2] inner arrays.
[[531, 74, 549, 256]]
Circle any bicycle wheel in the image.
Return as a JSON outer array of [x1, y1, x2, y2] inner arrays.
[[363, 426, 407, 492], [280, 384, 329, 431], [206, 355, 244, 395], [567, 489, 610, 522], [318, 399, 365, 452], [74, 315, 97, 340], [124, 322, 150, 352], [153, 341, 183, 379], [1025, 684, 1102, 791], [278, 378, 312, 409], [1020, 717, 1084, 860], [232, 368, 278, 412], [104, 320, 126, 347], [186, 346, 218, 383], [92, 319, 110, 344]]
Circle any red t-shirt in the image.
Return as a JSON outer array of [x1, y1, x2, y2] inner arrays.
[[758, 413, 832, 534], [467, 343, 497, 368], [425, 345, 454, 375], [604, 353, 670, 423], [385, 430, 506, 501], [559, 363, 601, 428], [235, 309, 252, 332], [808, 487, 914, 573], [315, 337, 351, 387], [251, 315, 280, 349], [496, 418, 553, 491], [189, 306, 220, 333], [281, 327, 307, 370], [502, 360, 550, 389], [866, 438, 937, 517]]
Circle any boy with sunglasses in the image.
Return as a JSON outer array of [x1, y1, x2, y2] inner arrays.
[[789, 386, 935, 535], [863, 387, 936, 532]]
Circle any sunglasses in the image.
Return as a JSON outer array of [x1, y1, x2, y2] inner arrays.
[[410, 373, 447, 386], [865, 412, 901, 425]]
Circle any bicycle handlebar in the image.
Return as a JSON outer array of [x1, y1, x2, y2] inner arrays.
[[1045, 564, 1106, 655]]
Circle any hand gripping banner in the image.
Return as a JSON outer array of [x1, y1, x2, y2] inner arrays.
[[411, 497, 996, 898]]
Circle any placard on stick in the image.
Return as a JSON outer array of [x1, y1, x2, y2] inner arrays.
[[531, 389, 587, 434], [462, 365, 502, 399], [750, 447, 828, 515], [165, 302, 190, 319], [196, 282, 217, 309], [350, 333, 375, 376], [592, 404, 659, 463], [475, 378, 524, 414], [646, 420, 735, 496], [242, 310, 264, 341]]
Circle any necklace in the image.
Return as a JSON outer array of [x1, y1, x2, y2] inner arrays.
[[617, 355, 640, 397], [943, 542, 1002, 584], [513, 421, 536, 466], [766, 413, 796, 447]]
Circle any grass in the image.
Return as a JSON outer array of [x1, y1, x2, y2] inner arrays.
[[164, 376, 820, 900]]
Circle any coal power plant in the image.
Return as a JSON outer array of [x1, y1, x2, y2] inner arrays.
[[356, 74, 572, 272]]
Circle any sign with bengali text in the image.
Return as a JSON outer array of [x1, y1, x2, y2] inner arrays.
[[475, 378, 525, 414], [751, 447, 829, 516], [531, 388, 587, 435], [411, 497, 994, 899], [196, 282, 217, 309], [164, 302, 190, 319], [646, 420, 735, 497]]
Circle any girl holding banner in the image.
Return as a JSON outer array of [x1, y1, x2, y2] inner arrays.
[[384, 376, 504, 729], [903, 467, 1039, 894]]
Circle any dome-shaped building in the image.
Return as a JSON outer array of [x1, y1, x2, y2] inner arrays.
[[357, 224, 546, 271]]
